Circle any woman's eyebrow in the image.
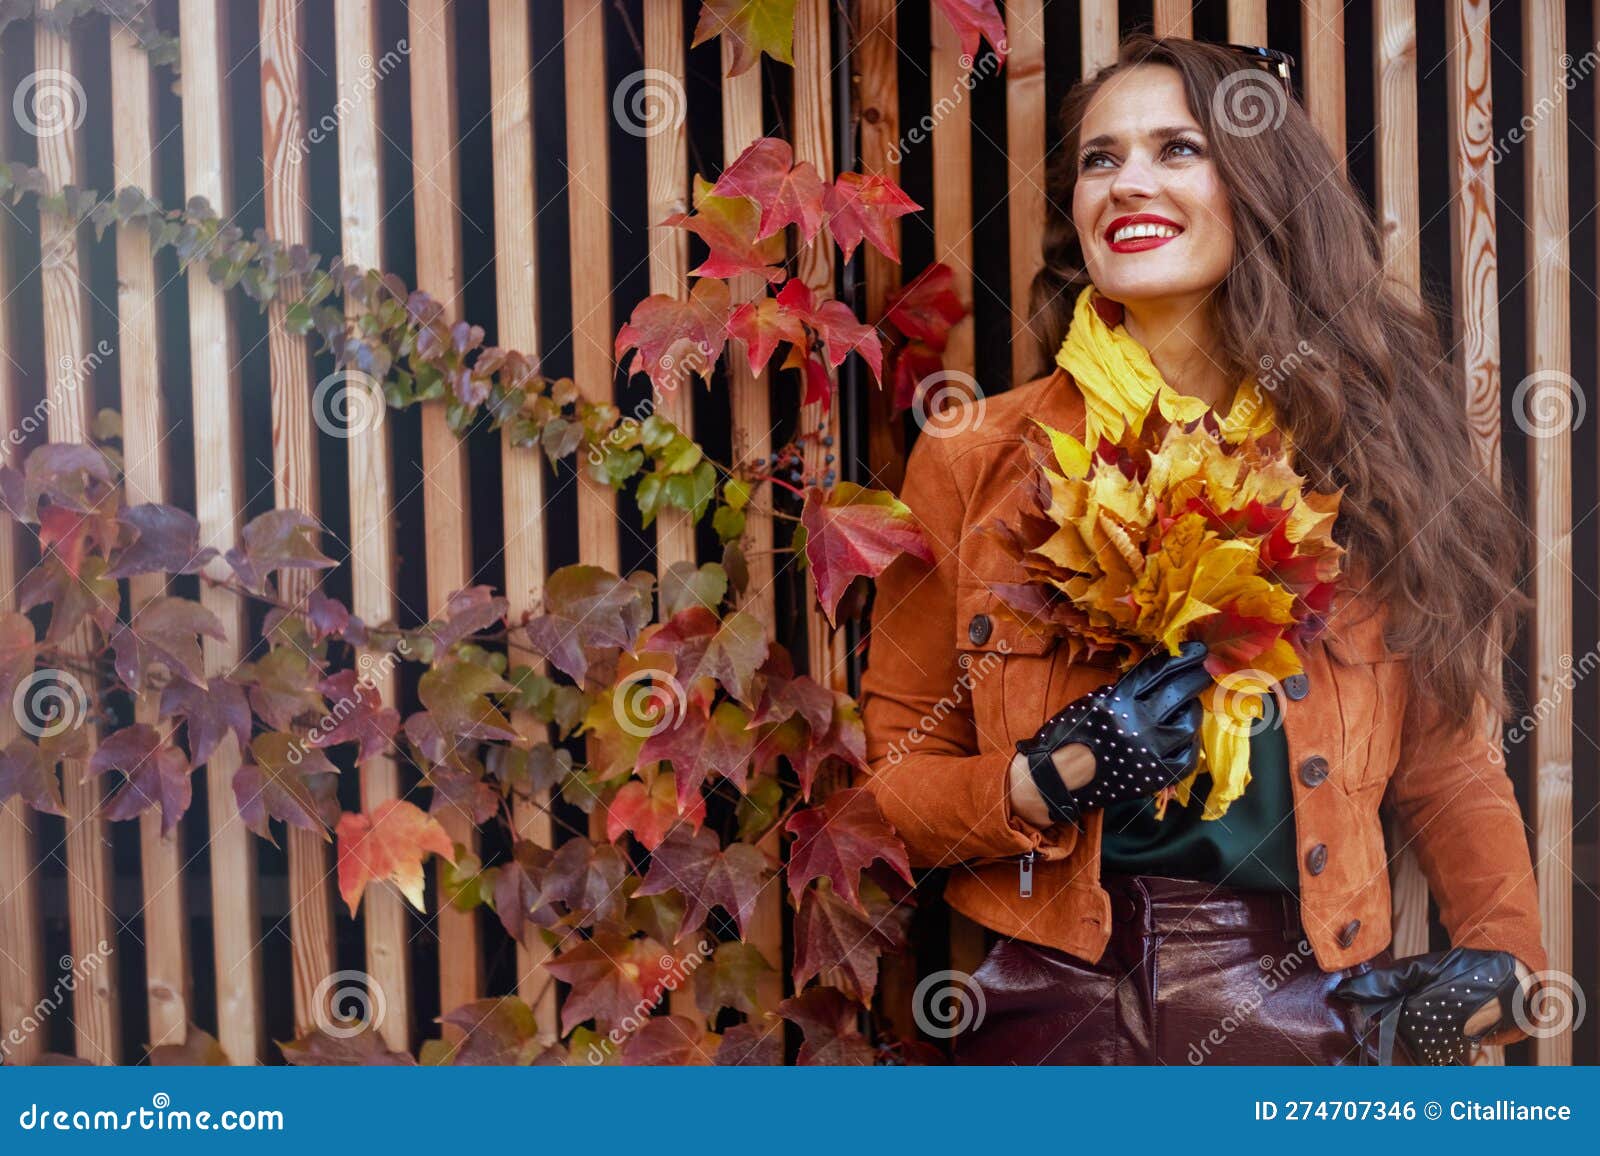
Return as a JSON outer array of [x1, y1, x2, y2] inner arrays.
[[1077, 124, 1204, 152]]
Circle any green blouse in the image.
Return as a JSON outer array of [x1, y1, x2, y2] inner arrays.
[[1099, 693, 1298, 893]]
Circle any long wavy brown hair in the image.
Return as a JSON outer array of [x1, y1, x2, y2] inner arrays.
[[1028, 34, 1529, 736]]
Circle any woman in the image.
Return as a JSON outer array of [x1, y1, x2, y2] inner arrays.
[[859, 35, 1545, 1065]]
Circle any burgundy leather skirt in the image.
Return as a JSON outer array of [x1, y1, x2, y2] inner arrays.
[[953, 874, 1394, 1065]]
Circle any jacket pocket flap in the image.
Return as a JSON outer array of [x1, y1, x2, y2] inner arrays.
[[954, 581, 1057, 656]]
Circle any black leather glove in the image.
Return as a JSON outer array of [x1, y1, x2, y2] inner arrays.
[[1015, 640, 1212, 829], [1332, 947, 1523, 1065]]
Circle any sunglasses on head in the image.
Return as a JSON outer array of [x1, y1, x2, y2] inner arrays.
[[1224, 43, 1296, 91]]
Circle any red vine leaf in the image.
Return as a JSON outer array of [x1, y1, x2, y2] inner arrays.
[[522, 565, 654, 684], [492, 840, 558, 943], [224, 509, 335, 593], [824, 171, 920, 263], [778, 986, 875, 1065], [634, 825, 771, 938], [644, 606, 769, 707], [616, 277, 732, 394], [107, 503, 214, 579], [426, 585, 510, 654], [437, 998, 542, 1065], [690, 0, 796, 76], [885, 262, 966, 352], [709, 137, 827, 242], [693, 940, 776, 1018], [792, 878, 910, 1004], [540, 836, 631, 929], [774, 279, 883, 386], [605, 773, 706, 852], [0, 612, 38, 705], [665, 175, 787, 283], [932, 0, 1008, 66], [233, 732, 340, 843], [726, 294, 806, 378], [791, 690, 867, 799], [86, 723, 194, 836], [800, 482, 933, 627], [308, 669, 401, 764], [416, 660, 516, 744], [784, 787, 911, 911], [335, 799, 457, 915], [715, 1016, 785, 1065], [110, 595, 226, 692], [544, 932, 675, 1036], [0, 738, 66, 816], [159, 678, 251, 770], [620, 1015, 717, 1065], [639, 699, 759, 804]]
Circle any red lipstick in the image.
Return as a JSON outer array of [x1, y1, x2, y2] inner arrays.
[[1105, 212, 1184, 253]]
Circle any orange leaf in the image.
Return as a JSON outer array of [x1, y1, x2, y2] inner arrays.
[[336, 799, 456, 916]]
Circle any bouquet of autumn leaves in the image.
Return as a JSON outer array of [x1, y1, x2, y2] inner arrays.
[[991, 399, 1344, 819]]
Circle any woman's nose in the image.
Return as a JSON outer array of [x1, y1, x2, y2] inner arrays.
[[1108, 153, 1161, 202]]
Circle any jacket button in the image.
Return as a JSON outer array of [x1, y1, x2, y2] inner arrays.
[[1305, 843, 1328, 874], [1337, 919, 1361, 947], [968, 614, 993, 645], [1298, 756, 1330, 788], [1282, 672, 1310, 700]]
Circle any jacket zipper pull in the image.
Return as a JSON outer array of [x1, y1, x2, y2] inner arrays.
[[1019, 850, 1035, 898]]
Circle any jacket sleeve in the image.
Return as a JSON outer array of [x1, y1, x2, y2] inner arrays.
[[858, 431, 1073, 868], [1384, 685, 1547, 1044]]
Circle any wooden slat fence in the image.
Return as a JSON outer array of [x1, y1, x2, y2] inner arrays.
[[0, 0, 1589, 1066]]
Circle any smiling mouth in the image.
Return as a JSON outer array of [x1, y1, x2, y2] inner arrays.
[[1107, 220, 1184, 252]]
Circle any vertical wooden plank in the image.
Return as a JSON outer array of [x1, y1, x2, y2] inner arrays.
[[644, 0, 695, 565], [641, 0, 703, 1027], [1372, 0, 1430, 973], [1227, 1, 1268, 45], [1153, 1, 1193, 39], [110, 20, 191, 1051], [1521, 0, 1571, 1069], [1082, 2, 1119, 73], [563, 0, 620, 574], [858, 0, 903, 489], [33, 3, 120, 1064], [259, 0, 337, 1037], [0, 47, 45, 1068], [407, 0, 482, 1020], [1005, 0, 1045, 387], [180, 0, 262, 1064], [720, 33, 785, 1026], [926, 1, 987, 984], [335, 0, 410, 1051], [1446, 0, 1501, 480], [1301, 0, 1346, 164], [487, 0, 555, 1036]]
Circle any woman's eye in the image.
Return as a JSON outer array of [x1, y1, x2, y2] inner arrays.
[[1079, 150, 1114, 171], [1165, 137, 1204, 159]]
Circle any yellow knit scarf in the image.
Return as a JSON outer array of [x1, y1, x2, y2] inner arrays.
[[1054, 285, 1283, 820]]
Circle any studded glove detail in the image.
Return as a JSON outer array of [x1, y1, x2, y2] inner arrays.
[[1015, 640, 1213, 827], [1332, 947, 1523, 1065]]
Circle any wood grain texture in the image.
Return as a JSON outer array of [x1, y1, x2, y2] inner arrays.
[[334, 0, 410, 1051], [34, 5, 120, 1064], [644, 0, 695, 566], [110, 20, 191, 1052], [180, 0, 263, 1064], [1153, 1, 1193, 39], [1520, 0, 1572, 1069], [260, 0, 337, 1038], [1227, 0, 1268, 44], [1004, 0, 1045, 387], [1446, 0, 1502, 476], [563, 0, 620, 573], [0, 48, 44, 1067], [487, 0, 556, 1036], [1081, 1, 1119, 74], [719, 38, 785, 1027], [857, 0, 904, 491], [408, 0, 482, 1022], [1301, 0, 1346, 165]]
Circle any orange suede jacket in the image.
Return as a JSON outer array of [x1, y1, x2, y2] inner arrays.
[[859, 370, 1546, 1007]]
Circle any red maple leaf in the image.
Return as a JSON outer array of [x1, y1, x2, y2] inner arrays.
[[885, 262, 967, 351], [634, 825, 771, 938], [709, 137, 827, 242], [933, 0, 1008, 66], [778, 986, 875, 1065], [335, 799, 456, 915], [545, 932, 675, 1035], [785, 787, 911, 911], [605, 774, 706, 851], [800, 482, 933, 627], [664, 175, 787, 282], [727, 294, 807, 377], [615, 277, 733, 394], [792, 878, 909, 1004], [824, 171, 920, 262]]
